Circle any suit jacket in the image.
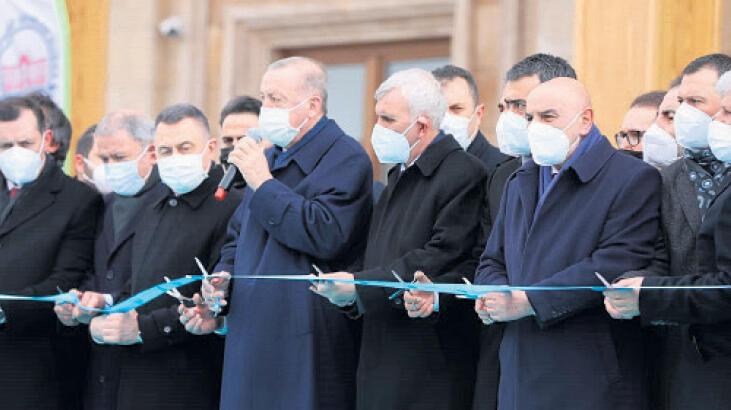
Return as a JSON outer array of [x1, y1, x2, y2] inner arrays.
[[110, 166, 241, 410], [466, 133, 512, 410], [0, 161, 101, 409], [639, 160, 731, 410], [614, 159, 701, 410], [486, 157, 521, 235], [467, 131, 510, 176], [476, 135, 661, 410], [355, 133, 487, 410], [84, 172, 167, 410]]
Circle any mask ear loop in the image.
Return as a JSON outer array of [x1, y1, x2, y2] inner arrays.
[[136, 145, 154, 181], [289, 96, 315, 132], [562, 108, 588, 153], [80, 157, 98, 181]]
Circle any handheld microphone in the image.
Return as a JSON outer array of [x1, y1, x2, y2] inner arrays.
[[214, 165, 237, 201], [214, 133, 262, 201]]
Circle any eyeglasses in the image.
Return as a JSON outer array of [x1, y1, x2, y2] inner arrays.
[[614, 130, 645, 147]]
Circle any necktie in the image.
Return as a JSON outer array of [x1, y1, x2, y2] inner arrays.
[[9, 187, 19, 199]]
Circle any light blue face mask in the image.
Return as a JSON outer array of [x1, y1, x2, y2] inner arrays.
[[708, 120, 731, 163], [370, 121, 419, 164], [254, 98, 310, 148], [104, 146, 149, 196]]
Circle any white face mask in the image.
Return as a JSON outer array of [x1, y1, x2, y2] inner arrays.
[[81, 158, 112, 194], [642, 123, 679, 168], [495, 110, 530, 156], [708, 120, 731, 163], [370, 121, 418, 164], [255, 98, 310, 148], [0, 137, 45, 186], [527, 111, 582, 166], [157, 143, 210, 195], [104, 146, 149, 197], [674, 102, 712, 149], [441, 111, 476, 150]]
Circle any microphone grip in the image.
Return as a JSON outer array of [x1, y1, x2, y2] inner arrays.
[[215, 165, 238, 201]]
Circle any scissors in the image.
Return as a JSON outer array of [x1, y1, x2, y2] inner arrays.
[[164, 276, 198, 308], [595, 272, 613, 289], [196, 257, 223, 315]]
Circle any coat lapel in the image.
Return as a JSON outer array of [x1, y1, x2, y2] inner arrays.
[[675, 170, 701, 234], [0, 190, 55, 237], [106, 209, 137, 263], [0, 165, 61, 238], [707, 173, 731, 210], [513, 164, 539, 229]]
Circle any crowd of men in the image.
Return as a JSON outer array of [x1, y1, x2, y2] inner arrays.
[[0, 51, 730, 410]]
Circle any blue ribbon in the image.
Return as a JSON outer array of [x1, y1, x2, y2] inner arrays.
[[3, 274, 731, 313], [233, 274, 731, 300], [0, 276, 204, 313]]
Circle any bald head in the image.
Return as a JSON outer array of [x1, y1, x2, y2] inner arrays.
[[526, 77, 594, 149], [530, 77, 591, 114]]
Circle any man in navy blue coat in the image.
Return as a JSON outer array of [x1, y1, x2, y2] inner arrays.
[[181, 56, 373, 410], [475, 77, 662, 410]]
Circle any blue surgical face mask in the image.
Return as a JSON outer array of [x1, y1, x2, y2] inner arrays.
[[370, 121, 419, 164], [157, 143, 209, 195], [104, 146, 149, 196], [82, 158, 112, 194], [254, 98, 310, 148], [495, 110, 530, 156], [708, 120, 731, 163]]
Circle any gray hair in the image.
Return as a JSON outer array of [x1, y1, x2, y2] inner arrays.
[[267, 56, 328, 113], [716, 70, 731, 96], [375, 68, 447, 127], [95, 110, 154, 145]]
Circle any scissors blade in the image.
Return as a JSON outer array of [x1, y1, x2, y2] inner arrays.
[[195, 257, 210, 278], [595, 272, 613, 288]]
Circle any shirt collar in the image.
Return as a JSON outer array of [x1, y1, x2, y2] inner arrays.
[[562, 126, 613, 184], [154, 162, 220, 210], [270, 116, 337, 174], [405, 131, 460, 177], [401, 131, 448, 171]]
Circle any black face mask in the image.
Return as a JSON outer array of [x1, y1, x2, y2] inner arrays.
[[619, 149, 643, 160], [219, 146, 246, 187], [220, 146, 234, 165]]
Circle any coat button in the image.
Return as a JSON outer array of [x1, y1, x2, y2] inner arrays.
[[99, 376, 105, 383], [106, 270, 114, 280], [168, 198, 178, 207], [268, 219, 275, 225], [163, 325, 172, 334]]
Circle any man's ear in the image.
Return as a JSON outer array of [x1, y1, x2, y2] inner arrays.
[[73, 154, 86, 177], [309, 95, 323, 118], [42, 130, 55, 152], [580, 108, 594, 135], [147, 144, 157, 164], [417, 115, 431, 137], [475, 103, 486, 119]]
